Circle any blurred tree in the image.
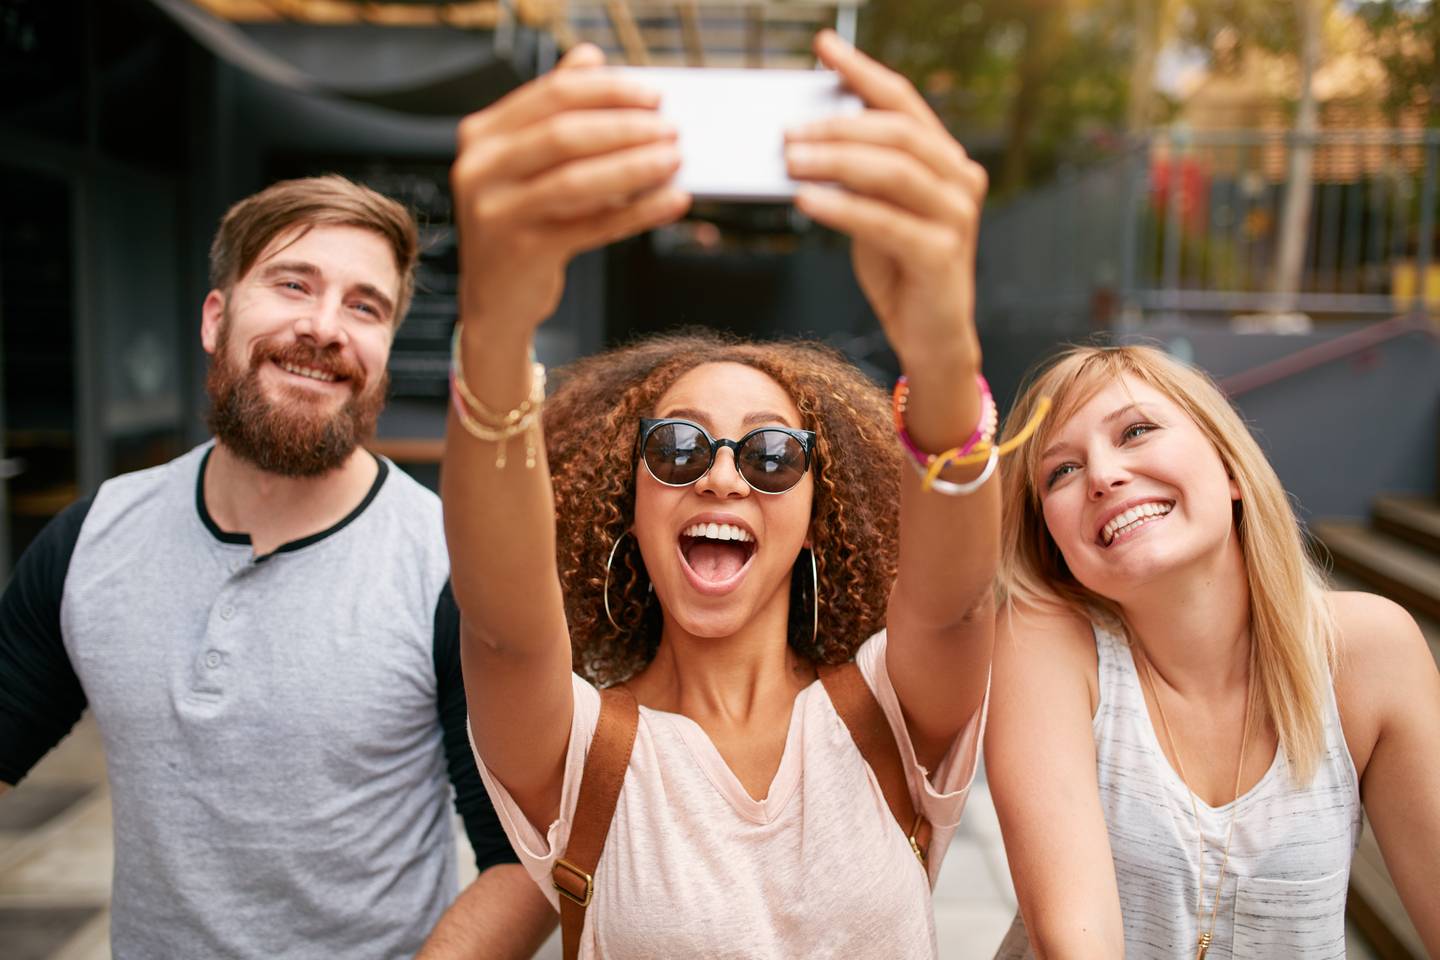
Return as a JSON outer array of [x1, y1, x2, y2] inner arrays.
[[1127, 0, 1180, 131], [1178, 0, 1329, 305], [1353, 0, 1439, 126], [860, 0, 1132, 195]]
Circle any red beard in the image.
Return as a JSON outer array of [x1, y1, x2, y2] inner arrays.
[[205, 322, 387, 478]]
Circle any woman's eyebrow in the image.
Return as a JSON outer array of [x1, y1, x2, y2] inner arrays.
[[742, 411, 796, 429], [658, 407, 712, 428], [1101, 402, 1155, 426], [1039, 403, 1158, 460], [658, 409, 796, 430]]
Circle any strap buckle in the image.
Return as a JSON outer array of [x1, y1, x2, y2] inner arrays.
[[908, 813, 928, 867], [552, 858, 594, 907]]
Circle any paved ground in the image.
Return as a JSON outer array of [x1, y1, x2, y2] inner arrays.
[[0, 714, 1381, 960]]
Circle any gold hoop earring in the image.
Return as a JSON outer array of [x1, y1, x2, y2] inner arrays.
[[604, 532, 645, 630], [807, 546, 819, 649]]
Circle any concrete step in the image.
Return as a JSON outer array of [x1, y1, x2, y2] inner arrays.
[[1314, 520, 1440, 623], [1373, 495, 1440, 555]]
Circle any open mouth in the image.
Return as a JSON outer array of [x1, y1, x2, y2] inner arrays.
[[1099, 500, 1174, 547], [678, 521, 758, 586], [274, 359, 345, 385]]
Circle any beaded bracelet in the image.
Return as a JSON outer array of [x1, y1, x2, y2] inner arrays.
[[450, 322, 547, 469], [892, 373, 996, 471]]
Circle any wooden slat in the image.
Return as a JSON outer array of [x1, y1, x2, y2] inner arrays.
[[442, 1, 503, 28], [262, 0, 363, 23], [514, 0, 556, 25], [744, 2, 763, 67], [191, 0, 501, 26], [676, 0, 704, 66], [190, 0, 286, 20], [605, 0, 651, 64], [363, 2, 444, 25]]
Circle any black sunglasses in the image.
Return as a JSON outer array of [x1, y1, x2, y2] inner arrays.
[[637, 418, 816, 495]]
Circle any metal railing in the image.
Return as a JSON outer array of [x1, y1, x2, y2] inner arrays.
[[978, 129, 1440, 332]]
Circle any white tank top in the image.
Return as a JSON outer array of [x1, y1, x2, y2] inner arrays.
[[995, 619, 1362, 960]]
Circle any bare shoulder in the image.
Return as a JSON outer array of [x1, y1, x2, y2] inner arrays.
[[998, 598, 1095, 653], [1331, 590, 1430, 670], [994, 598, 1100, 714], [1330, 591, 1438, 772]]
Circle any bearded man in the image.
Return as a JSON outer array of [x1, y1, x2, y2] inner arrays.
[[0, 177, 556, 959]]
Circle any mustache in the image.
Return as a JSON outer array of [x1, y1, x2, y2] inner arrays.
[[252, 339, 366, 385]]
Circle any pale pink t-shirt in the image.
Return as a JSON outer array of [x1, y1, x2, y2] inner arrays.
[[474, 631, 988, 959]]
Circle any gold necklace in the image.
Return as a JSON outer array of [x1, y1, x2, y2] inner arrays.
[[1136, 643, 1254, 960]]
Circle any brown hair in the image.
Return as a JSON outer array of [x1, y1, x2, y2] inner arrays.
[[999, 344, 1338, 783], [208, 175, 420, 323], [545, 330, 902, 686]]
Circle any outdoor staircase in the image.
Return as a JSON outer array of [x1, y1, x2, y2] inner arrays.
[[1313, 491, 1440, 960]]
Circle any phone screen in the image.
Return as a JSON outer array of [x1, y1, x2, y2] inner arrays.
[[615, 67, 863, 202]]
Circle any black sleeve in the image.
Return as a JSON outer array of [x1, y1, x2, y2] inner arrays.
[[434, 581, 521, 873], [0, 496, 93, 786]]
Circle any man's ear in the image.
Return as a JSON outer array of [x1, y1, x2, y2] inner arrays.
[[200, 290, 225, 355]]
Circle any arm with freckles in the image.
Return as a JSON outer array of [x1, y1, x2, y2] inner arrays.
[[986, 604, 1126, 959], [1334, 592, 1440, 955], [443, 43, 691, 832], [787, 32, 995, 763]]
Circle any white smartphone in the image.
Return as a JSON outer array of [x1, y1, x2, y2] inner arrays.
[[614, 67, 864, 202]]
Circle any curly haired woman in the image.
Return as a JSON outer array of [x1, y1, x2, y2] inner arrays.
[[444, 31, 997, 958], [986, 345, 1440, 959]]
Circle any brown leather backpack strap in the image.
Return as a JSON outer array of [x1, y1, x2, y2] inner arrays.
[[553, 684, 639, 960], [818, 661, 933, 870]]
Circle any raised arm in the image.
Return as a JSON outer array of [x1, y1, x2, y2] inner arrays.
[[1334, 592, 1440, 956], [985, 604, 1125, 959], [786, 32, 995, 764], [444, 44, 690, 831]]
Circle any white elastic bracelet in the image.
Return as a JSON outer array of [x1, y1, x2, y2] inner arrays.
[[916, 443, 999, 496]]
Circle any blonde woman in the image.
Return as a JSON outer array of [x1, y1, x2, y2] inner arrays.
[[986, 344, 1440, 959]]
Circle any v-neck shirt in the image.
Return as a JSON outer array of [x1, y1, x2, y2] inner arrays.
[[476, 630, 988, 959]]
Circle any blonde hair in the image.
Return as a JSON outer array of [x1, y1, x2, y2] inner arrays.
[[209, 175, 419, 323], [999, 344, 1338, 783]]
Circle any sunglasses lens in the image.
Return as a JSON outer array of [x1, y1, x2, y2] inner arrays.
[[643, 422, 713, 486], [737, 431, 809, 493]]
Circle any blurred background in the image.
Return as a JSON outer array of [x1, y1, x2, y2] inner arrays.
[[0, 0, 1435, 957]]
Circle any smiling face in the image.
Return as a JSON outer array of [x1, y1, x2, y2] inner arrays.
[[1035, 375, 1240, 602], [200, 224, 399, 476], [632, 362, 815, 643]]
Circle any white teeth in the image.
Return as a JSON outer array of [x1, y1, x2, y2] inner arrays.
[[682, 522, 755, 543], [279, 361, 338, 383], [1102, 501, 1173, 545]]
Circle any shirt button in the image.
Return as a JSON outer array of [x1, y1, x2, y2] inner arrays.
[[205, 651, 222, 669], [219, 605, 235, 621]]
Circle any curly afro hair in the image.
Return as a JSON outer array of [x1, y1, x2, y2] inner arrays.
[[544, 329, 902, 686]]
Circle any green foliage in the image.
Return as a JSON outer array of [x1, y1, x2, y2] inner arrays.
[[859, 0, 1134, 194], [1352, 0, 1440, 124]]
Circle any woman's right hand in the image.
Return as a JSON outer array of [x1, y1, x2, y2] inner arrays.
[[450, 44, 692, 336]]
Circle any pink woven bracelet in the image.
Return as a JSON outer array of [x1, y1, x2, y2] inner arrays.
[[892, 373, 995, 469]]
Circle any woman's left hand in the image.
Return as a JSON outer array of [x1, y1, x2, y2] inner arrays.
[[787, 31, 987, 376]]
